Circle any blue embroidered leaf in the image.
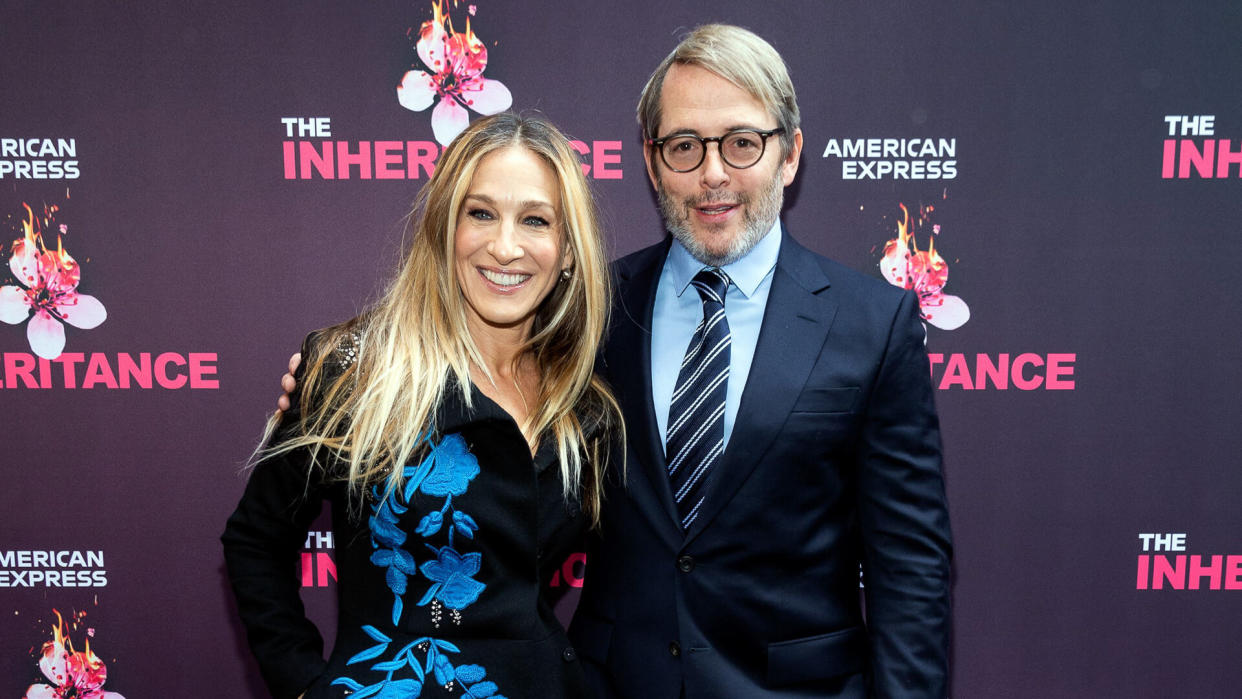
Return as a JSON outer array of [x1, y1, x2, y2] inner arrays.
[[434, 639, 462, 654], [330, 677, 364, 691], [416, 510, 444, 537], [403, 447, 439, 501], [388, 498, 408, 515], [370, 658, 407, 672], [370, 515, 407, 548], [424, 645, 438, 674], [407, 649, 425, 680], [452, 510, 479, 534], [380, 679, 422, 698], [346, 642, 389, 665], [370, 549, 395, 567], [391, 595, 403, 625], [433, 654, 455, 687], [386, 565, 408, 595], [468, 680, 499, 697], [361, 625, 392, 643], [391, 547, 418, 574], [417, 582, 441, 607], [455, 664, 485, 684], [455, 522, 475, 539], [347, 682, 384, 699]]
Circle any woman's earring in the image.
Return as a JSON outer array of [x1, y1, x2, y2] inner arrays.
[[561, 268, 572, 280]]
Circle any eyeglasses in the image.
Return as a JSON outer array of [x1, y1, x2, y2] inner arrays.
[[647, 128, 785, 173]]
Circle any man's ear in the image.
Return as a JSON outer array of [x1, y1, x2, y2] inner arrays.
[[643, 140, 660, 191], [781, 128, 803, 186]]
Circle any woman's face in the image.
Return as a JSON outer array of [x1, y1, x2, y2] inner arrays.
[[454, 145, 570, 339]]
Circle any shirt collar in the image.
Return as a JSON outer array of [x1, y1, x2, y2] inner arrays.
[[667, 218, 782, 299]]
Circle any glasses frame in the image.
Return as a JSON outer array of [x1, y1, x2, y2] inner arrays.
[[646, 127, 786, 173]]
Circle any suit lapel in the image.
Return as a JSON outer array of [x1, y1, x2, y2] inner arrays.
[[606, 240, 685, 539], [684, 231, 838, 544]]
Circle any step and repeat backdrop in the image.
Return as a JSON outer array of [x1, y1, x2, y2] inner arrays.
[[3, 1, 1240, 697]]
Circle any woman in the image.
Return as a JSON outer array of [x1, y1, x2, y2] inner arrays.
[[222, 113, 620, 699]]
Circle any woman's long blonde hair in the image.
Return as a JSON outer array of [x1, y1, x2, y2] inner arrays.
[[264, 113, 621, 525]]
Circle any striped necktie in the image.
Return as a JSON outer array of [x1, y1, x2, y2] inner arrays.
[[666, 267, 731, 530]]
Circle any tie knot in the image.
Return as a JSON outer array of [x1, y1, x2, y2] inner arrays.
[[690, 267, 730, 309]]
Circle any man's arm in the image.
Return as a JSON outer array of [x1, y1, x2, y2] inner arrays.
[[856, 290, 953, 697]]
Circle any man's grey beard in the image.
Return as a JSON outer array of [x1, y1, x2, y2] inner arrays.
[[656, 169, 784, 267]]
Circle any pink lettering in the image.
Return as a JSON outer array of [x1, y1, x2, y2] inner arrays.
[[1179, 139, 1214, 178], [54, 352, 85, 389], [299, 141, 334, 179], [1136, 555, 1149, 590], [336, 141, 372, 179], [374, 141, 404, 179], [593, 141, 623, 179], [3, 353, 38, 389], [189, 353, 220, 388], [118, 353, 153, 388], [82, 353, 119, 389], [155, 352, 187, 389], [1216, 139, 1242, 178], [301, 552, 314, 587], [570, 140, 591, 176], [1151, 554, 1186, 590], [1045, 353, 1076, 389], [316, 551, 337, 586], [1162, 139, 1176, 178], [974, 353, 1008, 389], [406, 141, 438, 178], [1189, 554, 1222, 590], [1227, 555, 1242, 590], [940, 353, 972, 389], [282, 141, 296, 179], [561, 552, 586, 588], [1011, 353, 1044, 390]]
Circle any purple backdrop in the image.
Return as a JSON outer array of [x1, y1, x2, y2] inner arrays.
[[3, 1, 1241, 697]]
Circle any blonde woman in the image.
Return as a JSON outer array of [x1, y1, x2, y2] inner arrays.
[[222, 113, 620, 699]]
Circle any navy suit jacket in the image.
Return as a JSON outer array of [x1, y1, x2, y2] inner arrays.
[[569, 230, 952, 698]]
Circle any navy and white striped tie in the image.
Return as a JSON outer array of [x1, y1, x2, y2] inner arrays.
[[666, 267, 731, 530]]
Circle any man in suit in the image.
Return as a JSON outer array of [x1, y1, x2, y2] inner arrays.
[[566, 24, 952, 698], [277, 23, 951, 698]]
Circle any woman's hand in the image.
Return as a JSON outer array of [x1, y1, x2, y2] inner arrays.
[[276, 352, 301, 413]]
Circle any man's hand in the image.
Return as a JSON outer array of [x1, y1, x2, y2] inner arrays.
[[276, 352, 301, 413]]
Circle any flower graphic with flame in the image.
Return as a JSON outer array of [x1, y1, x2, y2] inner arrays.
[[25, 610, 125, 699], [879, 203, 969, 331], [0, 202, 106, 359], [397, 0, 512, 146]]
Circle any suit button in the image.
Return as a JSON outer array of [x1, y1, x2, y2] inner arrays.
[[669, 641, 681, 658], [677, 555, 695, 573], [562, 646, 577, 662]]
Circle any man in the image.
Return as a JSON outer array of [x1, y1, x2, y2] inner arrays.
[[565, 25, 951, 698], [279, 23, 951, 698]]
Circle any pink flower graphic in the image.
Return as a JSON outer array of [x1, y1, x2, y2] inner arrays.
[[879, 203, 969, 331], [397, 0, 512, 145], [0, 203, 106, 359], [25, 610, 125, 699]]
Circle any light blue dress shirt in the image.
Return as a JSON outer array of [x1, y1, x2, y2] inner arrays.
[[651, 220, 782, 452]]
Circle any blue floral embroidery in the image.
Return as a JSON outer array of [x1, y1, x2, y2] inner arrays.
[[330, 627, 509, 698], [335, 432, 506, 698], [417, 546, 485, 609]]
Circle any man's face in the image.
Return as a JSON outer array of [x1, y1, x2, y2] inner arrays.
[[644, 63, 803, 266]]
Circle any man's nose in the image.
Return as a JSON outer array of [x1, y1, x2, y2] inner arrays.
[[699, 142, 730, 188]]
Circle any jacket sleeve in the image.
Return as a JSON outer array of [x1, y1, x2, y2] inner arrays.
[[221, 336, 331, 699], [855, 290, 953, 698]]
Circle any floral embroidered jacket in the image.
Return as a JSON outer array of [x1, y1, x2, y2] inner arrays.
[[223, 335, 591, 699]]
